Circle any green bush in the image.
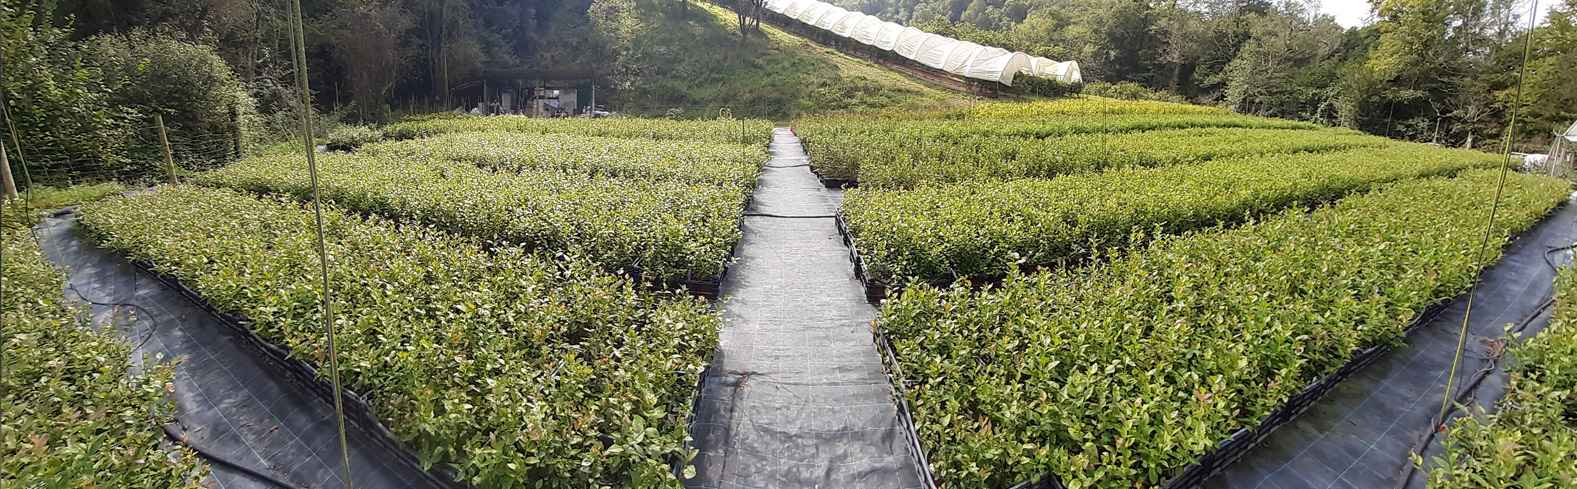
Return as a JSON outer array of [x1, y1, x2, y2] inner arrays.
[[843, 143, 1499, 286], [325, 124, 385, 151], [0, 5, 136, 185], [1079, 81, 1191, 103], [1428, 268, 1577, 487], [850, 127, 1387, 189], [796, 113, 1317, 181], [88, 31, 256, 171], [1, 204, 208, 487], [878, 170, 1569, 488], [196, 150, 749, 283], [78, 186, 719, 488], [360, 131, 763, 187], [384, 114, 775, 146]]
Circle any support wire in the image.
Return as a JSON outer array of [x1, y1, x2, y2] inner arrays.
[[1435, 0, 1540, 429], [284, 0, 355, 486]]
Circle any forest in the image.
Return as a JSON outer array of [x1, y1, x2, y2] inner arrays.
[[3, 0, 1573, 186], [846, 0, 1576, 149]]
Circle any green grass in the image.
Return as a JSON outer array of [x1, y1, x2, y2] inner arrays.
[[607, 2, 962, 120]]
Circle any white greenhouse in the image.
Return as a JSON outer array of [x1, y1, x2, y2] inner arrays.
[[762, 0, 1081, 86]]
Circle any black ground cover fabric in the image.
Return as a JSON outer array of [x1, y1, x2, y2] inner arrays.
[[35, 214, 444, 489], [685, 128, 925, 489], [1205, 197, 1577, 489]]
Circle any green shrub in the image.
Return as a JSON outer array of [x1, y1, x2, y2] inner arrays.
[[78, 186, 719, 488], [196, 151, 749, 283], [965, 96, 1227, 118], [851, 127, 1387, 189], [878, 170, 1569, 488], [88, 31, 256, 171], [843, 143, 1499, 286], [384, 114, 774, 146], [1079, 81, 1191, 103], [1428, 269, 1577, 487], [0, 5, 136, 185], [796, 113, 1318, 181], [1, 204, 208, 487], [325, 125, 385, 151], [359, 131, 762, 187]]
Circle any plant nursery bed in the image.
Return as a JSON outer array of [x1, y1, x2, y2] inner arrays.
[[121, 251, 466, 489]]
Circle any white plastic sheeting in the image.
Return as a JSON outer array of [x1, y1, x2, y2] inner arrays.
[[764, 0, 1081, 86]]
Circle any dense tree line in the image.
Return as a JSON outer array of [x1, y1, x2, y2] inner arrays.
[[6, 0, 1571, 164], [847, 0, 1575, 150]]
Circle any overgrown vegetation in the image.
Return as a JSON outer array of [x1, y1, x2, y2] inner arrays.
[[878, 170, 1569, 488], [2, 199, 207, 488], [1427, 268, 1577, 487], [78, 185, 718, 488], [1, 3, 254, 185]]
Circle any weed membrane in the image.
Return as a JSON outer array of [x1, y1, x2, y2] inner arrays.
[[685, 128, 928, 489], [1201, 199, 1577, 489], [35, 214, 453, 489]]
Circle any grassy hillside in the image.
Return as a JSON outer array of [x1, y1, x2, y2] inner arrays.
[[598, 1, 962, 119]]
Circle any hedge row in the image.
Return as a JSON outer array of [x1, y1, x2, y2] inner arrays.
[[359, 130, 763, 188], [852, 127, 1388, 189], [843, 144, 1501, 286], [77, 186, 719, 488], [964, 96, 1229, 119], [384, 114, 775, 146], [2, 207, 207, 487], [197, 151, 747, 283], [796, 114, 1320, 181], [1428, 268, 1577, 487], [877, 170, 1570, 489]]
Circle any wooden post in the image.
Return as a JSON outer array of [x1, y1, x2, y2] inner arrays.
[[231, 105, 243, 160], [155, 113, 177, 183], [1, 140, 17, 200]]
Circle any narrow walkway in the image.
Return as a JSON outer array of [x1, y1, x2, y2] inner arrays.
[[687, 128, 924, 489], [36, 215, 439, 489], [1206, 200, 1577, 489]]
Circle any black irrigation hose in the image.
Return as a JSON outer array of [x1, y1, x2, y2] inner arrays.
[[64, 282, 163, 351], [163, 424, 309, 489], [764, 163, 811, 168], [1393, 243, 1576, 488]]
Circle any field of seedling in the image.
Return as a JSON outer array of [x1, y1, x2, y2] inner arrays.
[[5, 96, 1571, 489]]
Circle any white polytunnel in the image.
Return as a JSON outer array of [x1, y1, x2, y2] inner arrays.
[[762, 0, 1082, 85], [874, 22, 904, 50], [892, 27, 928, 58], [851, 16, 885, 45], [780, 0, 812, 17], [813, 9, 845, 30]]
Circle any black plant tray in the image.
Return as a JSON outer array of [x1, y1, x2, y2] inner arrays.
[[833, 212, 890, 304], [872, 323, 941, 489], [124, 258, 467, 489]]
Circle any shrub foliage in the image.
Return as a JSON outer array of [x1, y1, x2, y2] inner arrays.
[[878, 170, 1569, 488], [359, 130, 763, 188], [77, 186, 720, 488], [843, 144, 1500, 286], [197, 150, 749, 284], [384, 114, 775, 146], [1, 205, 207, 487], [1428, 268, 1577, 487]]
